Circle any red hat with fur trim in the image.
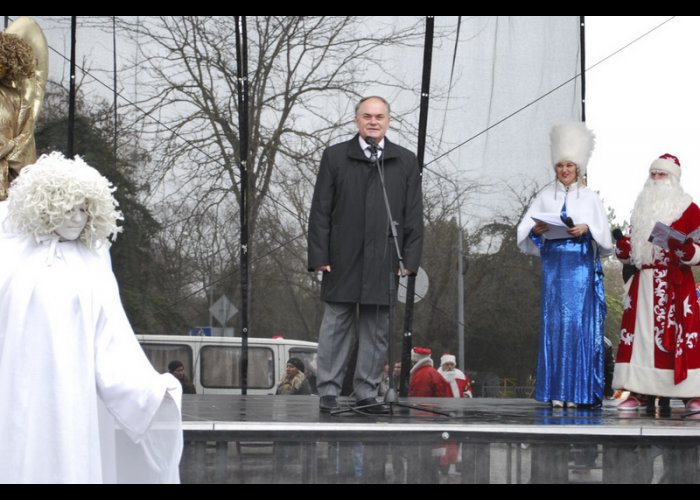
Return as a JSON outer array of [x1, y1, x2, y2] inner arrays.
[[411, 346, 432, 362], [440, 353, 456, 366]]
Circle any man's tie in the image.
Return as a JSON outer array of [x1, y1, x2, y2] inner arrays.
[[367, 147, 378, 164]]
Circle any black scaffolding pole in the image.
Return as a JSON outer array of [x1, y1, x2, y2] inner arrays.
[[399, 16, 433, 397], [234, 16, 250, 395]]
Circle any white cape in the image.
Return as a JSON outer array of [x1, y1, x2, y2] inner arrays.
[[0, 232, 183, 484], [517, 181, 613, 257]]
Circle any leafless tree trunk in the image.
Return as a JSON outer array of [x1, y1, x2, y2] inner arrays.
[[112, 16, 426, 333]]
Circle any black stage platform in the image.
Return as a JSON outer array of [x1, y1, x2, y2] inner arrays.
[[180, 395, 700, 484]]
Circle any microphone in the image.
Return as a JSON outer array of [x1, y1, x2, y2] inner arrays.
[[365, 136, 380, 152], [611, 227, 637, 283], [561, 215, 575, 228]]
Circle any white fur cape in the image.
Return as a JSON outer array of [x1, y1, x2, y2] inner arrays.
[[517, 181, 613, 258]]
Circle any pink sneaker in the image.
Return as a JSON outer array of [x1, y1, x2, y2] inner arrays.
[[686, 398, 700, 411], [617, 396, 647, 411]]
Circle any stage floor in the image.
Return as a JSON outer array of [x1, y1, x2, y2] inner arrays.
[[179, 395, 700, 484], [183, 394, 700, 434]]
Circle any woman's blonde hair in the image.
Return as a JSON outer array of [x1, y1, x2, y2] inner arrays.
[[7, 152, 123, 248], [0, 32, 36, 83]]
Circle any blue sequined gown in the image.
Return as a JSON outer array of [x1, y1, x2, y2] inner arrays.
[[530, 206, 606, 406]]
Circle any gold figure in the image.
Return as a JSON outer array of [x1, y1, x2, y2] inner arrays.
[[0, 17, 48, 201]]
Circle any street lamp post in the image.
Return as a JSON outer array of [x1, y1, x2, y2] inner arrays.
[[456, 211, 465, 371], [434, 174, 468, 371]]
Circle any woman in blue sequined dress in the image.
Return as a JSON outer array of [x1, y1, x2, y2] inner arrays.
[[517, 123, 612, 408]]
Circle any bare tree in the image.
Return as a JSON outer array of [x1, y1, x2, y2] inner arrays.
[[111, 16, 426, 332]]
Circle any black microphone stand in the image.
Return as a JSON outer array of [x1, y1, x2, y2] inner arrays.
[[332, 142, 447, 417]]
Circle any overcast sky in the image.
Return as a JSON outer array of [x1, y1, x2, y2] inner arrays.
[[22, 15, 695, 228], [585, 16, 700, 226]]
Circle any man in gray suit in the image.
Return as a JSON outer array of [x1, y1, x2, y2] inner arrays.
[[308, 95, 423, 413]]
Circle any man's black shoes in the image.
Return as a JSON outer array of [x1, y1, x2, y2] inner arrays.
[[321, 395, 392, 415], [319, 395, 339, 413], [354, 397, 391, 415]]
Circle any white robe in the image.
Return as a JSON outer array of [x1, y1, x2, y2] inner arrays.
[[0, 232, 183, 484], [517, 181, 613, 258]]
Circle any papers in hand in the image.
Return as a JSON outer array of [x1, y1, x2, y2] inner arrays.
[[530, 213, 572, 240], [648, 222, 700, 250]]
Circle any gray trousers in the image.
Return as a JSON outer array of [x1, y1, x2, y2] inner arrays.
[[316, 302, 390, 401]]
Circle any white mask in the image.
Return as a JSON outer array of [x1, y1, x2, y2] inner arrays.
[[55, 203, 88, 241]]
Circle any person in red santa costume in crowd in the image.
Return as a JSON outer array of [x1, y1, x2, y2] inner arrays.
[[408, 347, 450, 397], [435, 353, 473, 475], [614, 153, 700, 412], [437, 353, 473, 398]]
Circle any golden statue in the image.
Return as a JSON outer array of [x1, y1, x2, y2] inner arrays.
[[0, 17, 48, 201]]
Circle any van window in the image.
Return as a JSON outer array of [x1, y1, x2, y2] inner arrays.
[[289, 349, 317, 373], [201, 345, 274, 389], [140, 342, 193, 378]]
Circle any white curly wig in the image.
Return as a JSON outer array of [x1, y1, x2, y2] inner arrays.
[[7, 152, 123, 248]]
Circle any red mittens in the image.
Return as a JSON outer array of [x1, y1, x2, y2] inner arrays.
[[668, 238, 696, 262], [615, 236, 632, 260]]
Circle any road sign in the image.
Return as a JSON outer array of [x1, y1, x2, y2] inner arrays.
[[212, 327, 235, 337], [190, 327, 212, 337], [398, 266, 429, 304], [209, 294, 238, 325]]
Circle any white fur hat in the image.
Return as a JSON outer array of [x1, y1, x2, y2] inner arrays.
[[650, 153, 681, 179], [550, 122, 596, 174], [440, 354, 456, 366]]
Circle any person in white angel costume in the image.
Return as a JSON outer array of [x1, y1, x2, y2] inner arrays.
[[0, 152, 182, 484]]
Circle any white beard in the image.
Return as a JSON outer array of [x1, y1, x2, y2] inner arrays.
[[630, 176, 692, 266]]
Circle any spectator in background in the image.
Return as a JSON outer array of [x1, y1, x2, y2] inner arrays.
[[436, 353, 472, 476], [409, 348, 452, 478], [437, 353, 473, 398], [168, 360, 196, 394], [408, 347, 449, 397], [378, 361, 391, 397], [392, 361, 402, 393], [273, 357, 312, 477], [276, 357, 312, 395]]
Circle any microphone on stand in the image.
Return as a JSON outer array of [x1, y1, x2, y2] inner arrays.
[[365, 136, 379, 151]]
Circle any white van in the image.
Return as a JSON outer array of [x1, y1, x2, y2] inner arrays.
[[136, 334, 318, 395]]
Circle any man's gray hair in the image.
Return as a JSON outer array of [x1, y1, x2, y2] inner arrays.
[[355, 96, 391, 116]]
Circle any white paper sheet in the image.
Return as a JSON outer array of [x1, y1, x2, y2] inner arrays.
[[531, 213, 572, 240], [648, 221, 700, 250]]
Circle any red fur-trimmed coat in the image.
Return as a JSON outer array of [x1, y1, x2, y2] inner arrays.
[[409, 359, 450, 397], [614, 203, 700, 397]]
